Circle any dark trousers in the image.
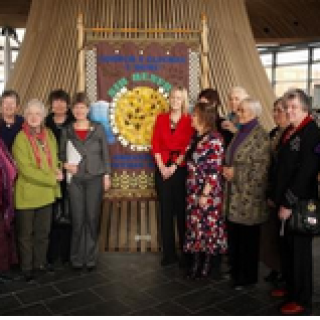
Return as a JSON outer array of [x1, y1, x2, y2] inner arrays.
[[47, 223, 71, 265], [281, 230, 313, 309], [68, 175, 103, 268], [47, 180, 72, 265], [228, 221, 261, 286], [155, 166, 187, 261], [16, 204, 52, 272]]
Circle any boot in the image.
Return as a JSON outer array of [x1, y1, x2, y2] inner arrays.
[[188, 252, 202, 279], [201, 253, 213, 278]]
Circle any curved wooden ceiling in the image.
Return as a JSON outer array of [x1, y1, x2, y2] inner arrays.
[[0, 0, 320, 43]]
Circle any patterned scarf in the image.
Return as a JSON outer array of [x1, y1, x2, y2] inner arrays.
[[0, 139, 17, 231], [22, 123, 53, 169]]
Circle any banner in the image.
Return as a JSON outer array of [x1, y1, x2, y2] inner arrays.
[[90, 42, 189, 200]]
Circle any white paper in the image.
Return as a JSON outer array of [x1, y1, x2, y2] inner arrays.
[[66, 140, 82, 183]]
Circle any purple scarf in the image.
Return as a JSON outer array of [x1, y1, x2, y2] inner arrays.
[[227, 118, 258, 165], [0, 139, 17, 233]]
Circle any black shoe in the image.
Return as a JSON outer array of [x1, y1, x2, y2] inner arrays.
[[46, 263, 55, 273], [264, 270, 279, 283], [221, 269, 232, 280], [23, 271, 35, 283], [34, 265, 48, 276], [72, 265, 83, 272], [86, 265, 96, 272]]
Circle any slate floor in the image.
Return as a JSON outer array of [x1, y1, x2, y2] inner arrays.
[[1, 239, 320, 316]]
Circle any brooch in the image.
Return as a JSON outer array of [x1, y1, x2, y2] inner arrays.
[[290, 136, 301, 151]]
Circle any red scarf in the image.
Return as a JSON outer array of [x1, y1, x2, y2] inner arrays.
[[22, 123, 53, 168], [281, 115, 313, 144]]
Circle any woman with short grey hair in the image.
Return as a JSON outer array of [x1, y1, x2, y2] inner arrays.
[[223, 97, 270, 290], [13, 99, 62, 282]]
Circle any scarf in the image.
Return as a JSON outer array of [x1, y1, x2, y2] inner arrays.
[[22, 123, 53, 169], [281, 115, 312, 144], [0, 139, 17, 231]]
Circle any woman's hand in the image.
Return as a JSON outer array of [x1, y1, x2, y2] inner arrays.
[[103, 175, 111, 191], [222, 166, 235, 181], [64, 163, 78, 175], [267, 199, 276, 208], [279, 206, 292, 220], [56, 169, 63, 181], [221, 120, 238, 133]]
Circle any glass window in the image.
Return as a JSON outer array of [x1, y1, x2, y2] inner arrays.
[[11, 50, 19, 63], [276, 49, 308, 65], [314, 48, 320, 62], [275, 65, 307, 81], [274, 82, 307, 97], [312, 63, 320, 79], [311, 81, 320, 97], [0, 81, 4, 95], [260, 54, 272, 66]]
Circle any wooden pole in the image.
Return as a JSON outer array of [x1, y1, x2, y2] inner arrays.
[[200, 13, 209, 89], [77, 12, 85, 92]]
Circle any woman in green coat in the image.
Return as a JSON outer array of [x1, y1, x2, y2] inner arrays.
[[13, 99, 62, 282]]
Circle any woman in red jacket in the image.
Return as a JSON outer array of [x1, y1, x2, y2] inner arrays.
[[152, 87, 194, 266]]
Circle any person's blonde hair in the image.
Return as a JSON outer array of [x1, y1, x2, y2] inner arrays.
[[169, 86, 189, 114]]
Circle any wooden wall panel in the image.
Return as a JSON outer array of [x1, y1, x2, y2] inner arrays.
[[7, 0, 275, 129]]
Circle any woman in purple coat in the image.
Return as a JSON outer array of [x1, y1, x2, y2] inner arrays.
[[0, 138, 18, 281]]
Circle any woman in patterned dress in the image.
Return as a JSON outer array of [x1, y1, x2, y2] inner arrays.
[[184, 102, 227, 279]]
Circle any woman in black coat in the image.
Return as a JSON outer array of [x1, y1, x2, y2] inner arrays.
[[45, 89, 74, 269], [269, 89, 320, 315]]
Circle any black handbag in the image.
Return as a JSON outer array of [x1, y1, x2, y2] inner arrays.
[[52, 194, 71, 225], [288, 199, 320, 236]]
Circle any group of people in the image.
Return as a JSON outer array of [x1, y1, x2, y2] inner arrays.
[[0, 84, 319, 315], [0, 89, 111, 283], [152, 86, 320, 315]]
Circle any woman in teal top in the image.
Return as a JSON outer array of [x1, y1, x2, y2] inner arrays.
[[13, 99, 62, 282]]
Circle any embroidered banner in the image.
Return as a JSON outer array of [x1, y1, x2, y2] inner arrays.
[[90, 42, 189, 200]]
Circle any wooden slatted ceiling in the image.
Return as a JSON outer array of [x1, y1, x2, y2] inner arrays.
[[246, 0, 320, 42]]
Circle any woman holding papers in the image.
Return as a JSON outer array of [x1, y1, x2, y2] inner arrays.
[[60, 92, 111, 271], [13, 99, 62, 282]]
